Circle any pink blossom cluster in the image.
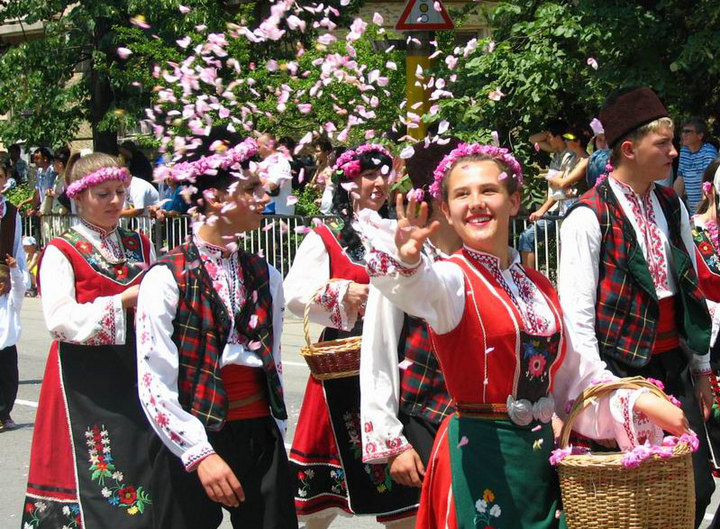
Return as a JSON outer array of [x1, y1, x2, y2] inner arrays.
[[157, 138, 258, 184], [332, 143, 392, 181], [594, 162, 614, 188], [429, 143, 523, 200], [549, 431, 699, 468], [66, 167, 131, 199], [621, 431, 699, 468]]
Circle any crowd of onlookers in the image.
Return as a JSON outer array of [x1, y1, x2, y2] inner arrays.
[[517, 114, 719, 269]]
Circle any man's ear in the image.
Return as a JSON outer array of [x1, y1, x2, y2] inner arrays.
[[620, 140, 635, 161]]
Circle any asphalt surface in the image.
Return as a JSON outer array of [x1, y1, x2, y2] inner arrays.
[[2, 298, 718, 528]]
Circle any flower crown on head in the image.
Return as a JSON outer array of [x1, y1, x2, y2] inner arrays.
[[429, 143, 523, 199], [66, 166, 131, 199], [332, 143, 393, 180], [155, 137, 259, 183]]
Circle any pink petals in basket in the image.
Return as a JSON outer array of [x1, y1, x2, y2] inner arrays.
[[549, 431, 699, 468]]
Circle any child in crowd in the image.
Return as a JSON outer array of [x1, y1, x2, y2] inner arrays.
[[22, 236, 39, 296]]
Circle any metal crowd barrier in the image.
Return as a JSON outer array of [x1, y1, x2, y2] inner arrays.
[[21, 213, 563, 279]]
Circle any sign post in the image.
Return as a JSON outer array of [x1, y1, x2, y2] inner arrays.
[[395, 0, 454, 139]]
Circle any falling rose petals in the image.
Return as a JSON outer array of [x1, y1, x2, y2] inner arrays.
[[247, 341, 262, 351], [372, 12, 384, 25], [491, 130, 500, 146], [117, 47, 132, 59], [534, 143, 541, 152], [531, 425, 542, 432], [364, 129, 375, 139], [399, 146, 415, 159], [130, 15, 150, 29], [488, 88, 506, 101], [262, 221, 276, 232], [295, 225, 311, 235], [176, 36, 192, 49], [286, 195, 298, 206], [341, 0, 351, 5], [179, 5, 190, 14], [498, 172, 508, 180], [457, 436, 469, 448], [587, 57, 599, 70], [297, 103, 313, 114], [266, 59, 279, 72], [340, 181, 358, 192], [445, 55, 458, 70], [385, 61, 397, 71], [249, 315, 259, 329], [488, 40, 496, 53], [437, 120, 449, 135]]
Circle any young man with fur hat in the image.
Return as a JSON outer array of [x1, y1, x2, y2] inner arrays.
[[558, 87, 715, 527], [135, 127, 297, 529]]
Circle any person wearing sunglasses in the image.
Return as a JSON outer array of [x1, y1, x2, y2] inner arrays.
[[673, 117, 718, 213]]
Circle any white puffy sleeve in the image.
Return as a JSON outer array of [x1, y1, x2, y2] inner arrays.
[[40, 245, 125, 345], [360, 286, 410, 463], [136, 265, 215, 471], [284, 231, 357, 330]]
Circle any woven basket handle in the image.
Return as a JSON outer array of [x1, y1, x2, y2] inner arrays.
[[558, 376, 670, 449], [303, 278, 346, 352]]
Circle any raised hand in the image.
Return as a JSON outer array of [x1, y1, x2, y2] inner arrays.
[[394, 192, 439, 266]]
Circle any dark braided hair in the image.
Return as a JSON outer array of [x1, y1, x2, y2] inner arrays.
[[330, 147, 393, 257]]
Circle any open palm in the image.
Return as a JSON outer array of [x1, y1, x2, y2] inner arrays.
[[394, 193, 439, 265]]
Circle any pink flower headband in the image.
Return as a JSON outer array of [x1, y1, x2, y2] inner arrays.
[[333, 143, 393, 180], [157, 137, 259, 183], [429, 143, 523, 199], [66, 167, 131, 199]]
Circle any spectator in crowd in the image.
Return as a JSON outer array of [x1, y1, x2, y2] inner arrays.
[[586, 118, 611, 188], [6, 144, 28, 185], [258, 133, 294, 215], [119, 140, 155, 183], [519, 120, 579, 268], [43, 146, 72, 215], [674, 117, 719, 213], [22, 236, 39, 297], [0, 166, 15, 193], [320, 146, 346, 215], [0, 166, 28, 432], [18, 147, 56, 216], [545, 127, 591, 200], [153, 178, 191, 219], [121, 174, 160, 218], [278, 136, 312, 193]]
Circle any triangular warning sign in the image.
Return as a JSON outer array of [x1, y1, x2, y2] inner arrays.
[[395, 0, 454, 31]]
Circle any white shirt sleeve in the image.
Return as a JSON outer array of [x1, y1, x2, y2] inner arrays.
[[136, 265, 215, 471], [268, 265, 288, 437], [360, 286, 410, 463], [553, 322, 663, 450], [679, 201, 698, 273], [557, 207, 602, 361], [13, 213, 30, 291], [283, 231, 355, 330], [40, 245, 125, 345]]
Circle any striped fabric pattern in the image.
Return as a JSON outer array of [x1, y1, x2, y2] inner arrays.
[[679, 143, 718, 213]]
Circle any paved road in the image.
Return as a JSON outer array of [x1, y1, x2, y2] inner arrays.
[[2, 298, 718, 528]]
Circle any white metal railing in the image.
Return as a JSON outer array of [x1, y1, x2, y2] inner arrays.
[[21, 213, 563, 279]]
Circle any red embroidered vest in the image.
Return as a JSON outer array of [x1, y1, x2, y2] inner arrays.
[[569, 181, 710, 368], [428, 253, 565, 407]]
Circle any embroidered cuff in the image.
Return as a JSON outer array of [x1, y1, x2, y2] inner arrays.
[[366, 248, 420, 278], [362, 433, 411, 464], [314, 280, 353, 331], [182, 442, 216, 472], [610, 388, 663, 451]]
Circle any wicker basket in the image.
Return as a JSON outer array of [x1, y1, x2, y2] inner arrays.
[[557, 377, 695, 529], [299, 282, 361, 380]]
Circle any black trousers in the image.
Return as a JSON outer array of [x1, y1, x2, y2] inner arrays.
[[149, 416, 298, 529], [0, 345, 18, 421], [604, 348, 715, 529]]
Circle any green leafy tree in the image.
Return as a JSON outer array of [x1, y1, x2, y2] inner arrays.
[[433, 0, 720, 208]]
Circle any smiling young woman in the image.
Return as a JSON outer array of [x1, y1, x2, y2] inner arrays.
[[362, 142, 689, 529], [22, 153, 156, 529]]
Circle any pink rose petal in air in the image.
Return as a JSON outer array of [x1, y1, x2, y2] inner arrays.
[[457, 436, 469, 448], [587, 57, 599, 70], [117, 47, 132, 59]]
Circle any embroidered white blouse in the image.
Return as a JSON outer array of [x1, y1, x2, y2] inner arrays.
[[284, 229, 360, 330], [691, 216, 720, 348], [40, 219, 155, 345], [357, 210, 659, 449], [559, 176, 708, 372], [136, 233, 286, 471], [360, 232, 449, 464]]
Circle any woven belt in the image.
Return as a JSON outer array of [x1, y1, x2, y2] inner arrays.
[[228, 394, 264, 410], [455, 403, 509, 420]]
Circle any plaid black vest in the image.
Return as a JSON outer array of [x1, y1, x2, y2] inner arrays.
[[156, 242, 287, 432], [397, 314, 454, 425], [569, 181, 710, 368]]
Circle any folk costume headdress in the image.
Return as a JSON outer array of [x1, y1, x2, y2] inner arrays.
[[600, 87, 670, 148]]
